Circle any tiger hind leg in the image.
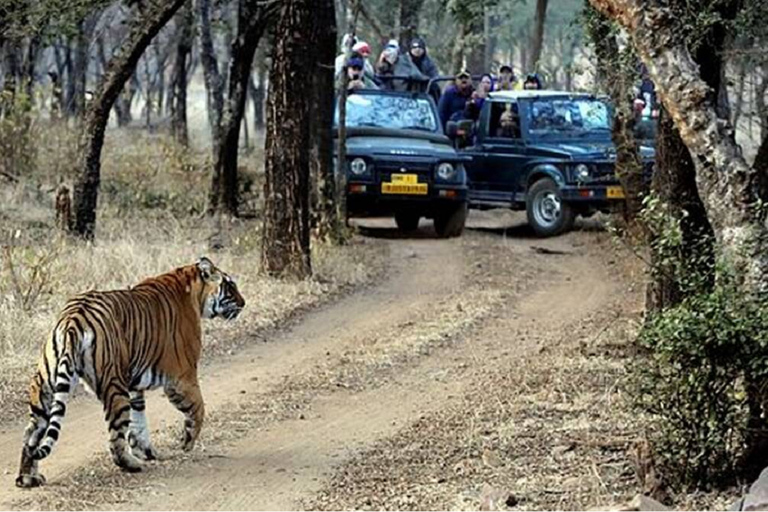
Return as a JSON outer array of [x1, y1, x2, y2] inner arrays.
[[16, 374, 50, 488], [165, 378, 205, 451], [127, 391, 158, 461], [103, 381, 142, 472]]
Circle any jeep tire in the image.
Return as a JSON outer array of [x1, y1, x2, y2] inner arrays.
[[395, 212, 420, 232], [526, 178, 575, 237], [434, 203, 468, 238]]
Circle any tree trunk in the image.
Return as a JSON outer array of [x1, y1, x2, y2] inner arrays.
[[584, 5, 645, 221], [171, 1, 194, 146], [260, 0, 314, 279], [398, 0, 426, 49], [73, 0, 188, 240], [529, 0, 549, 72], [208, 0, 271, 216], [72, 14, 98, 118], [309, 0, 340, 242], [197, 0, 224, 144], [588, 0, 768, 296], [646, 107, 716, 312]]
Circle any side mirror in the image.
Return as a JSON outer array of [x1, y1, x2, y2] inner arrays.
[[445, 121, 459, 139]]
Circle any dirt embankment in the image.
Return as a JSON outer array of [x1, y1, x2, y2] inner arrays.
[[0, 212, 692, 511]]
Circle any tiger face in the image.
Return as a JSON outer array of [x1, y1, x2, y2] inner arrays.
[[197, 258, 245, 320]]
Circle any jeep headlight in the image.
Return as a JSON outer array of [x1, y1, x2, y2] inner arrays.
[[573, 163, 590, 182], [349, 157, 368, 175], [437, 162, 456, 180]]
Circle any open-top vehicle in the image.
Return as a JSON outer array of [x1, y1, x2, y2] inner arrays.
[[448, 90, 654, 236], [335, 88, 469, 238]]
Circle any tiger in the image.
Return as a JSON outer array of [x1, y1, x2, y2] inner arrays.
[[16, 257, 245, 488]]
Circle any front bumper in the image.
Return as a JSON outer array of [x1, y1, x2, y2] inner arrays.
[[560, 184, 625, 202], [347, 181, 468, 217]]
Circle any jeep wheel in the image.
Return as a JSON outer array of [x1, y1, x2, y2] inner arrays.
[[526, 178, 575, 237], [395, 212, 420, 232], [434, 203, 468, 238]]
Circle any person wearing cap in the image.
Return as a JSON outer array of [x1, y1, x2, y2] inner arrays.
[[408, 36, 440, 100], [408, 37, 438, 79], [351, 41, 376, 82], [346, 54, 378, 91], [437, 70, 474, 130], [375, 40, 427, 92], [495, 64, 519, 91]]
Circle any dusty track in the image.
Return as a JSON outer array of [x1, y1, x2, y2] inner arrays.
[[0, 212, 630, 511]]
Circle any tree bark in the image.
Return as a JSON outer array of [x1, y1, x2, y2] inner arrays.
[[170, 1, 194, 146], [261, 0, 315, 279], [589, 0, 768, 296], [398, 0, 426, 49], [529, 0, 549, 72], [72, 14, 99, 118], [73, 0, 188, 240], [646, 107, 716, 312], [309, 0, 340, 242], [197, 0, 224, 144], [208, 0, 272, 216]]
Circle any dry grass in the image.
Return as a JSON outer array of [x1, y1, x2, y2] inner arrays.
[[0, 124, 380, 424]]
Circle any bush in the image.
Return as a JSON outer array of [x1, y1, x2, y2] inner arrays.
[[634, 282, 768, 489]]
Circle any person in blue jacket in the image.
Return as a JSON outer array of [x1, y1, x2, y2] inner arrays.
[[438, 70, 474, 131]]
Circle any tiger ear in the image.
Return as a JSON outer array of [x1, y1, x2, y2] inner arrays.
[[197, 257, 216, 282]]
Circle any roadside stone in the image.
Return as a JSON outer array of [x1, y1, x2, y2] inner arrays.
[[479, 484, 515, 511], [551, 441, 576, 458], [617, 494, 670, 511], [739, 464, 768, 511]]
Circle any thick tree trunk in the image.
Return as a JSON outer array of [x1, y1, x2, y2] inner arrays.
[[398, 0, 426, 49], [646, 108, 716, 312], [309, 0, 340, 242], [589, 0, 768, 296], [529, 0, 549, 71], [208, 0, 271, 216], [170, 1, 194, 146], [197, 0, 224, 144], [260, 0, 314, 279], [72, 14, 98, 118], [73, 0, 188, 240]]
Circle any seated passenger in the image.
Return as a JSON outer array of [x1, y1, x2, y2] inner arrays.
[[346, 56, 378, 91], [523, 73, 544, 90], [438, 70, 474, 129], [495, 65, 519, 91], [375, 40, 427, 92], [496, 105, 520, 138]]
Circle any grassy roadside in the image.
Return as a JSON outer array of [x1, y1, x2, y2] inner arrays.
[[0, 126, 386, 425]]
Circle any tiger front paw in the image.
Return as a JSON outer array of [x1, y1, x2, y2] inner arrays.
[[15, 473, 46, 488]]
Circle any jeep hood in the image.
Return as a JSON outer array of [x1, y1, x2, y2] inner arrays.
[[346, 133, 457, 159], [527, 141, 655, 161]]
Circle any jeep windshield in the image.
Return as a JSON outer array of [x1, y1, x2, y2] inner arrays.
[[336, 92, 440, 133], [527, 97, 612, 139]]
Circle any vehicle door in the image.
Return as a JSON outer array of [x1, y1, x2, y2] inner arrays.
[[472, 100, 530, 203]]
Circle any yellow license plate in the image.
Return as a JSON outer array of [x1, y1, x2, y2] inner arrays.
[[390, 174, 418, 184], [607, 186, 625, 199], [382, 183, 428, 195]]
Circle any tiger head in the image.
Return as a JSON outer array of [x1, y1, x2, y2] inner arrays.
[[197, 257, 246, 320]]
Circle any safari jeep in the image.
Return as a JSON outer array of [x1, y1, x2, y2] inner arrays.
[[336, 89, 469, 238], [450, 90, 654, 237]]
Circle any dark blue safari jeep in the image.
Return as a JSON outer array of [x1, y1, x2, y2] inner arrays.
[[335, 89, 469, 237], [450, 90, 654, 236]]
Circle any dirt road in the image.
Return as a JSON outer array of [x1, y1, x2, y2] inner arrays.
[[0, 212, 641, 511]]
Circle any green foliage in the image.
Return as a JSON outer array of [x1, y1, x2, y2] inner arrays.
[[633, 283, 768, 489], [633, 195, 768, 490]]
